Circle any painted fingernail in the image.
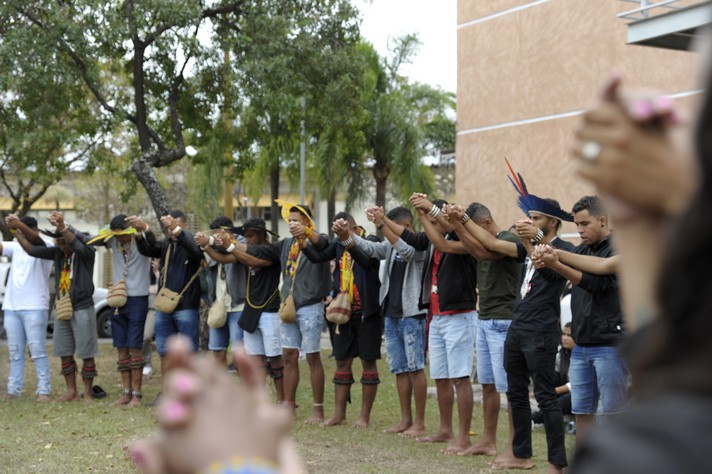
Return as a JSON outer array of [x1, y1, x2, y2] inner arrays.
[[171, 374, 195, 395], [161, 400, 187, 422], [655, 95, 673, 112], [632, 100, 653, 120]]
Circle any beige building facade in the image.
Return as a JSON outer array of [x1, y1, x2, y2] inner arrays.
[[456, 0, 701, 234]]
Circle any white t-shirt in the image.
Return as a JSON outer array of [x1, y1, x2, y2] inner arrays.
[[2, 241, 54, 311]]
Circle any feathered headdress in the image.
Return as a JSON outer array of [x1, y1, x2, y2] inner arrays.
[[505, 158, 573, 222], [86, 226, 136, 245], [274, 198, 315, 229]]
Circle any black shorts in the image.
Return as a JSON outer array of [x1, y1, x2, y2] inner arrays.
[[333, 311, 382, 361]]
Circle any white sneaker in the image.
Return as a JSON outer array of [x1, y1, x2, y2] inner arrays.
[[143, 366, 153, 377]]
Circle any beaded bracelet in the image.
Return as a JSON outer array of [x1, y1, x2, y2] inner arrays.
[[339, 237, 354, 247], [531, 229, 544, 244], [199, 456, 278, 474]]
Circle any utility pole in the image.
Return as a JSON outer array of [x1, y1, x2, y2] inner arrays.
[[300, 96, 306, 205], [223, 48, 234, 220]]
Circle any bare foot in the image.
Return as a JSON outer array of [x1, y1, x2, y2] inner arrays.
[[352, 417, 369, 429], [2, 393, 20, 401], [400, 424, 426, 438], [416, 432, 453, 443], [321, 416, 347, 427], [128, 397, 142, 408], [383, 420, 411, 433], [305, 405, 324, 425], [37, 395, 51, 403], [442, 439, 471, 455], [459, 440, 497, 456], [546, 463, 563, 474], [55, 391, 80, 402], [490, 454, 535, 470], [83, 395, 94, 403], [112, 394, 132, 406]]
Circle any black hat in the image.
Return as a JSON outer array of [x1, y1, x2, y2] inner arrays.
[[231, 218, 279, 238]]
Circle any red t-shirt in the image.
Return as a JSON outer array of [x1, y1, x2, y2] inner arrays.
[[430, 250, 469, 316]]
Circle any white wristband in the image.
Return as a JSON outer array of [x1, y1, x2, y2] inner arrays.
[[208, 235, 215, 247], [226, 243, 236, 253], [171, 225, 183, 236]]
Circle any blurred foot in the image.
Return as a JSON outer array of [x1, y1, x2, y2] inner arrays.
[[146, 392, 162, 407]]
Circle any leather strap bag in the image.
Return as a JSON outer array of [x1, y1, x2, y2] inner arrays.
[[278, 252, 301, 323], [55, 293, 74, 321], [326, 256, 353, 331], [55, 256, 73, 321], [155, 244, 203, 314], [207, 264, 229, 328], [107, 239, 132, 309]]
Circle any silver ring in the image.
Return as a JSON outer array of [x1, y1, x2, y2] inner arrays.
[[582, 141, 602, 162]]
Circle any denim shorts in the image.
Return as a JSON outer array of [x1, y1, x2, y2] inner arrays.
[[111, 296, 149, 349], [570, 345, 629, 415], [385, 316, 426, 374], [244, 312, 282, 357], [428, 311, 475, 380], [476, 318, 511, 392], [280, 302, 323, 354], [208, 311, 244, 351], [53, 307, 98, 359], [154, 308, 199, 356]]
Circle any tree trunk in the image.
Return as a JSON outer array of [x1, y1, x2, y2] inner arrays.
[[374, 164, 389, 211], [269, 165, 280, 241], [131, 158, 171, 232], [0, 211, 12, 241], [327, 187, 336, 239]]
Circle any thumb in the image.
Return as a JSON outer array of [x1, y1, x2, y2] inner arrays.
[[601, 72, 622, 103]]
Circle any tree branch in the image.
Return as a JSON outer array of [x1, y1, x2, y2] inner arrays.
[[201, 2, 248, 19], [15, 6, 138, 126]]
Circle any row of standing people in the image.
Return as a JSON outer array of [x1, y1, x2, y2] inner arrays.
[[2, 194, 625, 472]]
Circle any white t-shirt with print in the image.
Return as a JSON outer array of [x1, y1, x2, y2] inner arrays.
[[2, 241, 54, 311]]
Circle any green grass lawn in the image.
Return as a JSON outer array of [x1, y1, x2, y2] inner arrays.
[[0, 343, 574, 473]]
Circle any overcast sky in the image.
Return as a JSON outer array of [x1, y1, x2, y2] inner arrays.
[[358, 0, 457, 93]]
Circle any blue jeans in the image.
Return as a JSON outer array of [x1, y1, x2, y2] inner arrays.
[[280, 302, 323, 354], [111, 296, 149, 349], [154, 309, 199, 356], [208, 311, 244, 351], [428, 311, 475, 380], [570, 345, 629, 415], [385, 316, 426, 374], [4, 309, 51, 396], [475, 318, 511, 392]]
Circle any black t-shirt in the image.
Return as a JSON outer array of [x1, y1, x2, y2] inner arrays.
[[245, 264, 281, 313], [511, 237, 574, 331], [385, 251, 407, 318]]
